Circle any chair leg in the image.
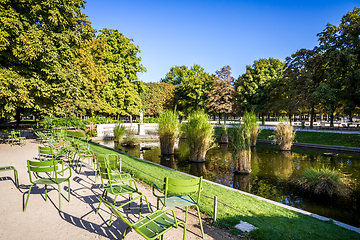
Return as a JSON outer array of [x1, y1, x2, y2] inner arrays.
[[13, 168, 19, 189], [195, 205, 205, 238], [24, 184, 34, 211], [121, 226, 131, 239], [67, 180, 71, 202], [58, 184, 62, 211], [96, 190, 107, 214], [45, 184, 48, 201]]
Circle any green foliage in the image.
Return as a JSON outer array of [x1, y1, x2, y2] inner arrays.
[[0, 0, 95, 117], [162, 64, 213, 116], [113, 123, 126, 141], [141, 82, 175, 116], [158, 109, 180, 154], [243, 111, 261, 146], [228, 124, 251, 152], [97, 29, 145, 116], [292, 166, 353, 197], [85, 116, 120, 124], [235, 58, 285, 123], [181, 110, 215, 161]]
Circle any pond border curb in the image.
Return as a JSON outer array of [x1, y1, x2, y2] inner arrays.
[[90, 140, 360, 234], [258, 139, 360, 153]]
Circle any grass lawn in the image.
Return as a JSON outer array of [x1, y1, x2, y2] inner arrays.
[[258, 129, 360, 148], [215, 127, 360, 148], [88, 141, 360, 240]]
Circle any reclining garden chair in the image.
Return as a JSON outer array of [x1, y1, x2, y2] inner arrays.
[[24, 160, 71, 211], [96, 155, 141, 222], [152, 176, 204, 238], [99, 194, 186, 240]]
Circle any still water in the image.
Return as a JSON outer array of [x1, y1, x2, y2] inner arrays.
[[99, 139, 360, 227]]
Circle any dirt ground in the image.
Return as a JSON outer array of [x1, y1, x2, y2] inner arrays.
[[0, 139, 241, 239]]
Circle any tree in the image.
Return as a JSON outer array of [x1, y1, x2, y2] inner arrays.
[[161, 64, 212, 116], [160, 65, 189, 85], [235, 58, 285, 125], [0, 0, 95, 120], [141, 82, 175, 116], [97, 29, 146, 117], [207, 65, 234, 123], [284, 48, 327, 128], [317, 7, 360, 121], [74, 38, 109, 116]]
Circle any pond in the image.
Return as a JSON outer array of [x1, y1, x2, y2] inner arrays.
[[98, 139, 360, 228]]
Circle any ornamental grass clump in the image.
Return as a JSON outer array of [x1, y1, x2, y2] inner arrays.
[[292, 166, 353, 197], [181, 110, 215, 162], [157, 110, 180, 155], [121, 128, 139, 146], [272, 121, 296, 150], [113, 123, 126, 142], [229, 124, 251, 173], [243, 111, 261, 147]]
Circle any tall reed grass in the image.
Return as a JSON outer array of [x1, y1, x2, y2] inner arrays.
[[229, 124, 251, 173], [121, 128, 139, 146], [181, 110, 215, 162], [292, 166, 353, 197], [113, 123, 126, 141], [219, 123, 228, 143], [243, 111, 261, 147], [272, 121, 296, 150], [157, 110, 180, 155]]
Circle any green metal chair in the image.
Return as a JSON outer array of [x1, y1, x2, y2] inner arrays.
[[10, 130, 26, 146], [38, 146, 64, 174], [74, 142, 94, 173], [94, 154, 130, 182], [24, 160, 71, 211], [152, 176, 204, 238], [96, 155, 141, 221], [99, 195, 186, 240], [0, 166, 19, 188]]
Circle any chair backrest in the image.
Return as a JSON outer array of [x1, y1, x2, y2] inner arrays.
[[96, 154, 120, 172], [38, 146, 54, 161], [27, 160, 59, 183], [164, 177, 203, 204]]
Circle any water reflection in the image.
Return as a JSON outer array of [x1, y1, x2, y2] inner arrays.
[[233, 174, 251, 192], [160, 155, 177, 170], [190, 162, 206, 178]]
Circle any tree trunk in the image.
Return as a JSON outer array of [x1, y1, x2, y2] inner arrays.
[[310, 104, 314, 129], [15, 108, 21, 126], [261, 113, 265, 126]]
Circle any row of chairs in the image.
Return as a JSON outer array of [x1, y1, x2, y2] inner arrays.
[[96, 154, 204, 239], [6, 130, 205, 240], [1, 130, 26, 146]]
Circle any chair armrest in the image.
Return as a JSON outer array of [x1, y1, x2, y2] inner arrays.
[[152, 184, 164, 198], [57, 166, 72, 178]]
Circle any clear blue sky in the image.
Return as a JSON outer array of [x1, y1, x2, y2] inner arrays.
[[82, 0, 358, 83]]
